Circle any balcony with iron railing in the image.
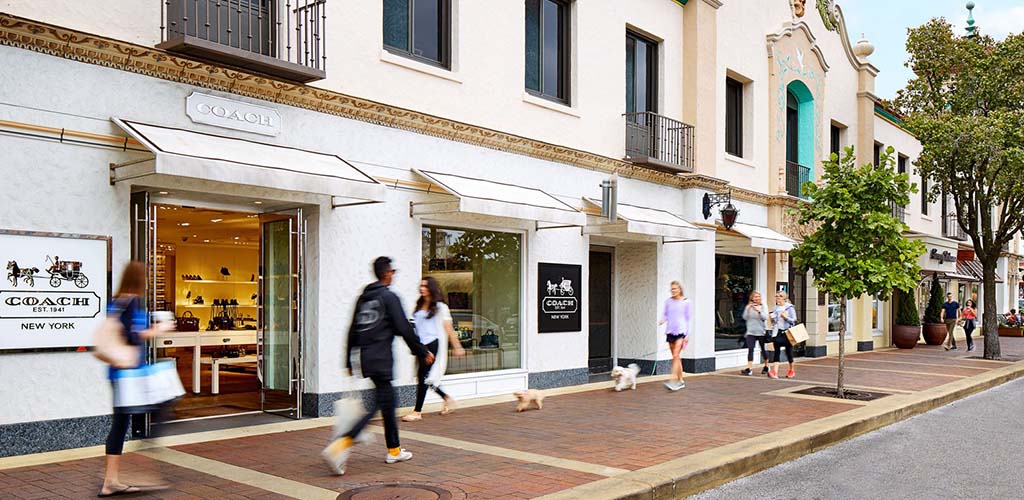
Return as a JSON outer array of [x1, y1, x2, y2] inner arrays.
[[785, 161, 811, 199], [623, 112, 695, 174], [159, 0, 326, 83], [943, 213, 969, 241]]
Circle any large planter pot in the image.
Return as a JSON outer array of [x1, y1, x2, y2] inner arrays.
[[923, 323, 947, 345], [998, 326, 1024, 337], [893, 325, 921, 349]]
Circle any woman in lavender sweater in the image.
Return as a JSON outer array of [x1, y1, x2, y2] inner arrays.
[[659, 281, 691, 391]]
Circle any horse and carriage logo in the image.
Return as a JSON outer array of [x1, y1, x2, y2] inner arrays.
[[542, 277, 577, 315], [6, 255, 90, 289], [545, 278, 574, 297]]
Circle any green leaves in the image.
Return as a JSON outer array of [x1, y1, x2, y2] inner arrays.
[[790, 146, 925, 302]]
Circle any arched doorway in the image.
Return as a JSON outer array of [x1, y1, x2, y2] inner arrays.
[[785, 80, 814, 198]]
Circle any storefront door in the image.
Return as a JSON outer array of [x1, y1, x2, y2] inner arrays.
[[588, 248, 613, 374], [259, 210, 304, 417]]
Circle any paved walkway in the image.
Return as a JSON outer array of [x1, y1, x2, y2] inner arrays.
[[2, 338, 1023, 500]]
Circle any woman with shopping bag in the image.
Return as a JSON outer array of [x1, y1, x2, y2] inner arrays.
[[96, 262, 182, 497], [768, 292, 799, 379], [402, 277, 466, 422]]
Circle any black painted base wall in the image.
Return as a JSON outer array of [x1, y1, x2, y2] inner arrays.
[[857, 341, 874, 352], [805, 345, 828, 357], [619, 358, 715, 375], [0, 414, 116, 458]]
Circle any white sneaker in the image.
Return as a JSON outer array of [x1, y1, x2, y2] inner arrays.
[[321, 439, 352, 475], [385, 449, 413, 464]]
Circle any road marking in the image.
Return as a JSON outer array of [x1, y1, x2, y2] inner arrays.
[[368, 426, 628, 477], [138, 447, 337, 500]]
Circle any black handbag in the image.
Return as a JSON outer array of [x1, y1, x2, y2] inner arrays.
[[177, 310, 200, 332]]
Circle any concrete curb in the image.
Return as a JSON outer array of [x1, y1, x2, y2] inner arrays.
[[536, 360, 1024, 500]]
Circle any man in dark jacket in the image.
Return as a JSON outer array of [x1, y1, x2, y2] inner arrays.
[[327, 256, 433, 474]]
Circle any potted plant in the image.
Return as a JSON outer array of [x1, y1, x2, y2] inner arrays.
[[893, 289, 922, 349], [922, 278, 947, 345]]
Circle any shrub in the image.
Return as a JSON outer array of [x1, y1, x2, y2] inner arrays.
[[923, 278, 944, 324], [895, 289, 921, 327]]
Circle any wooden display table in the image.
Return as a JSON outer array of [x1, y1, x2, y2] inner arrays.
[[155, 331, 258, 393]]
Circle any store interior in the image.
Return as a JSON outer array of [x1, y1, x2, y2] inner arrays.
[[153, 204, 288, 420]]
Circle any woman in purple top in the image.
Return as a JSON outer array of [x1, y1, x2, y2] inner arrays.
[[659, 281, 691, 391]]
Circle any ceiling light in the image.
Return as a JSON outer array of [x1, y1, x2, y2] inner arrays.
[[254, 201, 263, 205], [158, 191, 169, 195], [210, 218, 223, 223], [179, 222, 190, 227], [234, 236, 240, 240], [192, 234, 197, 238], [203, 239, 210, 243]]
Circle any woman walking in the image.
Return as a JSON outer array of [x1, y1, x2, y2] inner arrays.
[[769, 292, 798, 379], [741, 291, 770, 376], [99, 262, 173, 497], [402, 277, 465, 422], [659, 281, 691, 391], [963, 299, 978, 352]]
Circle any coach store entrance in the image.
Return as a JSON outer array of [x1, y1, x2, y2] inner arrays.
[[131, 193, 305, 424]]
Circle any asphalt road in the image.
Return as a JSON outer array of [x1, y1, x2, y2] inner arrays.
[[689, 377, 1024, 500]]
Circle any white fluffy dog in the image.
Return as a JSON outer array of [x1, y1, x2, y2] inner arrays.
[[611, 363, 641, 391]]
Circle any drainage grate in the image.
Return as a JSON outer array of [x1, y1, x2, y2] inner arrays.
[[337, 483, 459, 500], [792, 386, 891, 402]]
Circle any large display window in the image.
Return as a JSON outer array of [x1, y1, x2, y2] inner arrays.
[[422, 225, 522, 374], [714, 254, 756, 351]]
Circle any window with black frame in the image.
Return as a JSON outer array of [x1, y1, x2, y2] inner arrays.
[[525, 0, 570, 103], [384, 0, 450, 67], [715, 254, 756, 351], [725, 77, 743, 157], [626, 31, 657, 114]]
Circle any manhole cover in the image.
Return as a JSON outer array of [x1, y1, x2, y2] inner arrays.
[[793, 386, 891, 402], [337, 483, 454, 500]]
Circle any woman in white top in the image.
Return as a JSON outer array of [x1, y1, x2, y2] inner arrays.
[[402, 277, 465, 422]]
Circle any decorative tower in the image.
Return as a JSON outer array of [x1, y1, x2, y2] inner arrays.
[[965, 1, 978, 38]]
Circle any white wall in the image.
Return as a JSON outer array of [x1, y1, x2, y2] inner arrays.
[[874, 116, 935, 235]]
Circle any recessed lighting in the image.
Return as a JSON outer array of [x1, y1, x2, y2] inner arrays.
[[191, 234, 197, 238], [210, 218, 223, 223], [158, 191, 169, 195], [203, 239, 210, 243], [234, 236, 240, 240], [179, 222, 190, 227], [254, 201, 263, 205]]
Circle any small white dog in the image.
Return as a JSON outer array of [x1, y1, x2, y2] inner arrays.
[[611, 363, 641, 391], [513, 390, 545, 412]]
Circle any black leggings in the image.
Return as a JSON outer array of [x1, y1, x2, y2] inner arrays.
[[414, 340, 449, 412], [346, 376, 400, 449], [773, 334, 794, 364], [964, 319, 976, 349], [105, 406, 171, 455], [745, 335, 769, 363]]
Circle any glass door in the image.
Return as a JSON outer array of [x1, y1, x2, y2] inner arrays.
[[259, 209, 304, 417], [130, 191, 156, 436]]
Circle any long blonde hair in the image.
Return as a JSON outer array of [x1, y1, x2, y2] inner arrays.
[[670, 281, 686, 299]]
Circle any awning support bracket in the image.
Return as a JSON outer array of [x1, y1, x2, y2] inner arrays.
[[535, 221, 580, 231]]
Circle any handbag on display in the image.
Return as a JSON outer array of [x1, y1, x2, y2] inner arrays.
[[111, 360, 185, 411], [176, 310, 200, 332], [786, 323, 809, 345]]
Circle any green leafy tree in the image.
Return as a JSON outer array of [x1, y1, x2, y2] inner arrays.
[[896, 20, 1024, 359], [791, 147, 925, 398], [923, 278, 944, 324]]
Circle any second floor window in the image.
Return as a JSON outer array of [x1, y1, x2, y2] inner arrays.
[[626, 32, 657, 114], [525, 0, 570, 103], [922, 176, 929, 216], [897, 154, 907, 174], [725, 77, 743, 157], [384, 0, 450, 67], [830, 124, 842, 158], [873, 142, 882, 167]]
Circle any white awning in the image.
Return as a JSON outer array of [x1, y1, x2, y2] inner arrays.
[[110, 119, 384, 206], [582, 199, 709, 242], [410, 170, 585, 226], [729, 222, 796, 251]]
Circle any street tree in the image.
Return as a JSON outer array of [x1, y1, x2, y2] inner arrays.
[[791, 147, 925, 398], [896, 19, 1024, 359]]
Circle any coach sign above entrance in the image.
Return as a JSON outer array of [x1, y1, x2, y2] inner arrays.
[[538, 263, 582, 333], [186, 92, 281, 136]]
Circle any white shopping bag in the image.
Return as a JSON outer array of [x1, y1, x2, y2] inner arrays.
[[111, 360, 185, 410], [323, 377, 367, 474]]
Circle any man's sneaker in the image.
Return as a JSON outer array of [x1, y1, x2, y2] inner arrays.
[[951, 345, 959, 350], [786, 368, 795, 378], [762, 366, 770, 375], [741, 368, 753, 376], [768, 369, 778, 379], [385, 449, 413, 464], [321, 438, 352, 475], [943, 345, 952, 351]]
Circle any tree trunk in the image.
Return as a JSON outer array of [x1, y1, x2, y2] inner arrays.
[[836, 298, 846, 398], [982, 260, 1001, 360]]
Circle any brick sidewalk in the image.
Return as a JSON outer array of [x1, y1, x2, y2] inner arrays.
[[2, 338, 1022, 500]]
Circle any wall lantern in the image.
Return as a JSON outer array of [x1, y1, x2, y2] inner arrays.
[[703, 191, 740, 230]]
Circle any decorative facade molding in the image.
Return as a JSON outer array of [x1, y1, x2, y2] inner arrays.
[[0, 14, 780, 209], [766, 22, 831, 73]]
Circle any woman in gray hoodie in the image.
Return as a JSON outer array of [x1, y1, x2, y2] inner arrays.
[[741, 291, 770, 376]]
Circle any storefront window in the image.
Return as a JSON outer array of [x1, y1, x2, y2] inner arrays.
[[715, 254, 756, 351], [422, 226, 521, 374], [872, 297, 884, 336], [828, 295, 851, 338]]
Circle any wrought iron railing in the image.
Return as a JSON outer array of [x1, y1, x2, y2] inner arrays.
[[624, 112, 695, 173], [943, 213, 969, 241], [160, 0, 326, 79], [785, 161, 811, 198], [891, 202, 906, 223]]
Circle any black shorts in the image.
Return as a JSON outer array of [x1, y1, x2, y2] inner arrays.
[[666, 333, 687, 344]]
